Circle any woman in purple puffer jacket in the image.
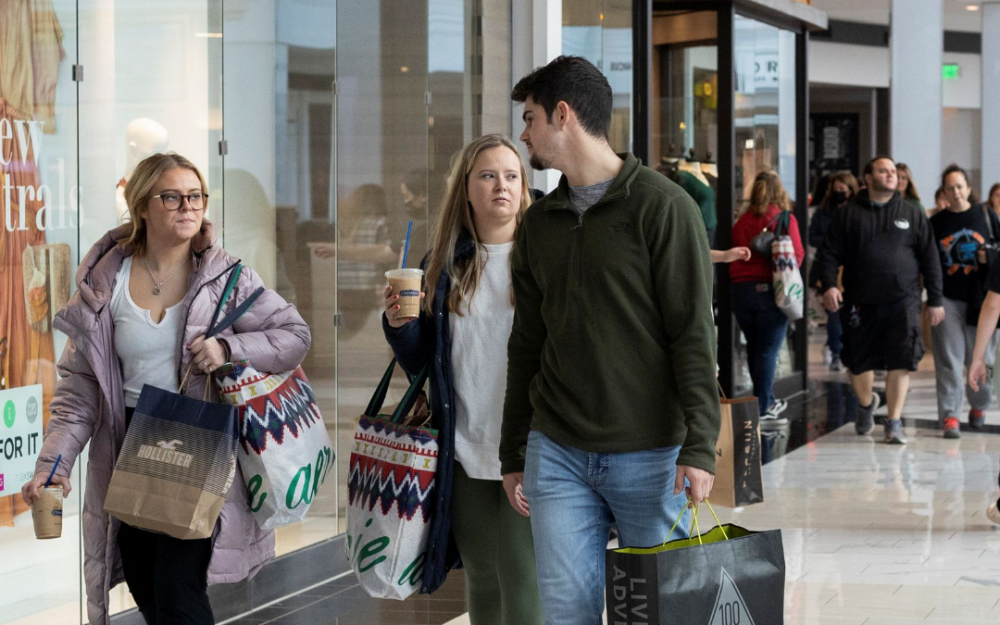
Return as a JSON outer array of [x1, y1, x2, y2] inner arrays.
[[20, 153, 311, 625]]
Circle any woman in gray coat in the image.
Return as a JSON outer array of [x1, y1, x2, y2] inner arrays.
[[20, 153, 311, 625]]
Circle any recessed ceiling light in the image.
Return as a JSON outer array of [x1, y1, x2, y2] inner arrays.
[[967, 5, 979, 11]]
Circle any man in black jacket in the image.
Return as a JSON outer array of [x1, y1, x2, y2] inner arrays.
[[815, 156, 944, 444]]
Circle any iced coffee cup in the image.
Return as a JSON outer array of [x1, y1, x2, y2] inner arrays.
[[32, 486, 64, 539], [386, 268, 424, 319]]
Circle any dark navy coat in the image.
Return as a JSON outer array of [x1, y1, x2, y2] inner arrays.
[[381, 233, 477, 594]]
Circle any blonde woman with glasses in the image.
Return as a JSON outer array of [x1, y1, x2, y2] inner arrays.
[[23, 153, 310, 625], [382, 135, 543, 625]]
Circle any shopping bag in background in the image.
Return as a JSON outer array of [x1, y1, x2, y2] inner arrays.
[[713, 391, 763, 508], [773, 211, 804, 321]]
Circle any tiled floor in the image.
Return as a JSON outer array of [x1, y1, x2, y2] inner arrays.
[[221, 339, 1000, 625], [221, 573, 467, 625]]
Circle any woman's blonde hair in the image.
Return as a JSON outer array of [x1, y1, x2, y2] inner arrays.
[[422, 134, 531, 316], [121, 153, 208, 256], [896, 162, 922, 203], [747, 171, 791, 216]]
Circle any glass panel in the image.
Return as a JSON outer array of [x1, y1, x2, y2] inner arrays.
[[335, 0, 430, 536], [562, 0, 633, 153], [733, 14, 799, 394], [0, 0, 81, 622], [222, 0, 340, 558], [72, 0, 222, 617]]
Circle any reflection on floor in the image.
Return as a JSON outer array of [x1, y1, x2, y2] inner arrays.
[[222, 572, 466, 625], [227, 342, 1000, 625]]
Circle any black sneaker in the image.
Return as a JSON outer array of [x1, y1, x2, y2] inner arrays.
[[856, 393, 880, 435], [829, 356, 843, 372]]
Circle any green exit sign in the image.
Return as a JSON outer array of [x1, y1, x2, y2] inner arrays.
[[943, 64, 961, 80]]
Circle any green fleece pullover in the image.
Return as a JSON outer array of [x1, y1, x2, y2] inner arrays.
[[499, 153, 721, 475]]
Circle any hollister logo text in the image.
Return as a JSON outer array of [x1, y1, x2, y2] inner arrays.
[[138, 440, 194, 468]]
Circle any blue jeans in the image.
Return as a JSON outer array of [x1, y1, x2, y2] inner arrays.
[[826, 309, 843, 356], [523, 431, 691, 625], [732, 282, 789, 414]]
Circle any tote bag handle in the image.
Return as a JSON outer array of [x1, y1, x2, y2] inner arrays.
[[363, 359, 430, 425]]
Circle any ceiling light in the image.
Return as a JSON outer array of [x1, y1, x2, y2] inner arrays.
[[967, 5, 979, 11]]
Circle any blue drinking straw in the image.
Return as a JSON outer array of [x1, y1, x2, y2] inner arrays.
[[44, 454, 62, 488], [401, 220, 414, 269]]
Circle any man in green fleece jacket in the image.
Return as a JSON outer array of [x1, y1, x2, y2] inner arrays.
[[499, 56, 721, 624]]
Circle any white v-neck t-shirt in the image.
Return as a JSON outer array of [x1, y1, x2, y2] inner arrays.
[[110, 256, 184, 407], [449, 241, 515, 481]]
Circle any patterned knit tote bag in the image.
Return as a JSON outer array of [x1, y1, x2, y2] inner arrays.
[[347, 359, 436, 600]]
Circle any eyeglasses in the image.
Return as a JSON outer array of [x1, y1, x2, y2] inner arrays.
[[151, 192, 208, 211]]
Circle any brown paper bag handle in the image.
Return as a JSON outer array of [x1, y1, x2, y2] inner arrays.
[[178, 362, 212, 402], [717, 381, 727, 400]]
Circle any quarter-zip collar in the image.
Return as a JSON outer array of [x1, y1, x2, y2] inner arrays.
[[542, 152, 642, 213]]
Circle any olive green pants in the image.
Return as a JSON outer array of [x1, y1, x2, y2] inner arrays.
[[451, 462, 544, 625]]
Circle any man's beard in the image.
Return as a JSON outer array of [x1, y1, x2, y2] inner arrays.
[[870, 180, 896, 195], [529, 153, 550, 171]]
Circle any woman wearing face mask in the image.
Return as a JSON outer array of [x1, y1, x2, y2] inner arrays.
[[896, 163, 923, 210], [382, 134, 543, 624], [929, 164, 1000, 438], [808, 172, 859, 371]]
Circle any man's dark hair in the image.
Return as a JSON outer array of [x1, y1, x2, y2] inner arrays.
[[863, 155, 895, 178], [511, 56, 613, 140], [941, 163, 979, 204]]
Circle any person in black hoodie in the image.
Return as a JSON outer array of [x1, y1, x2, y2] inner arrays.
[[929, 164, 1000, 438], [814, 156, 944, 444], [809, 171, 859, 371]]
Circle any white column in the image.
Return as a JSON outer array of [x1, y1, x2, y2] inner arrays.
[[982, 2, 1000, 198], [889, 0, 942, 198], [511, 0, 562, 192]]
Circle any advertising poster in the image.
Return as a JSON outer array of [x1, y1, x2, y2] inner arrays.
[[0, 0, 69, 525]]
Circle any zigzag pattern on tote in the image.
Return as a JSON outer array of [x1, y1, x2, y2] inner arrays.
[[348, 416, 437, 522], [216, 361, 323, 455]]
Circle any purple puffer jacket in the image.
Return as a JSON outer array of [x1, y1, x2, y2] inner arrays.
[[34, 220, 311, 625]]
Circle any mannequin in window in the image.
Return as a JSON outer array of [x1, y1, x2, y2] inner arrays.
[[116, 118, 169, 220]]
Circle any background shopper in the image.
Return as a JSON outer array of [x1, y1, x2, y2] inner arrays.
[[897, 162, 924, 210], [929, 164, 1000, 438], [809, 172, 859, 372], [814, 156, 944, 445], [730, 171, 805, 419]]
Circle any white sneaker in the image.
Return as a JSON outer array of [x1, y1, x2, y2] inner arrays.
[[761, 399, 788, 422], [987, 502, 1000, 525], [822, 345, 833, 365]]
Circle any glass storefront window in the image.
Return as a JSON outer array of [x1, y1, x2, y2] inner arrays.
[[733, 13, 799, 393], [1, 0, 81, 621], [562, 0, 633, 153], [1, 0, 516, 621]]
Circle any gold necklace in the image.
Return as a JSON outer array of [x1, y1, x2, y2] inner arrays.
[[143, 254, 190, 295]]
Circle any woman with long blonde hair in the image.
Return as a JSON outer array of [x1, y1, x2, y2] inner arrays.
[[896, 162, 923, 210], [381, 134, 543, 624], [730, 171, 805, 420]]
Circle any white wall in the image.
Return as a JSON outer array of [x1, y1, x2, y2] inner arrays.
[[809, 41, 890, 88], [942, 107, 982, 187]]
